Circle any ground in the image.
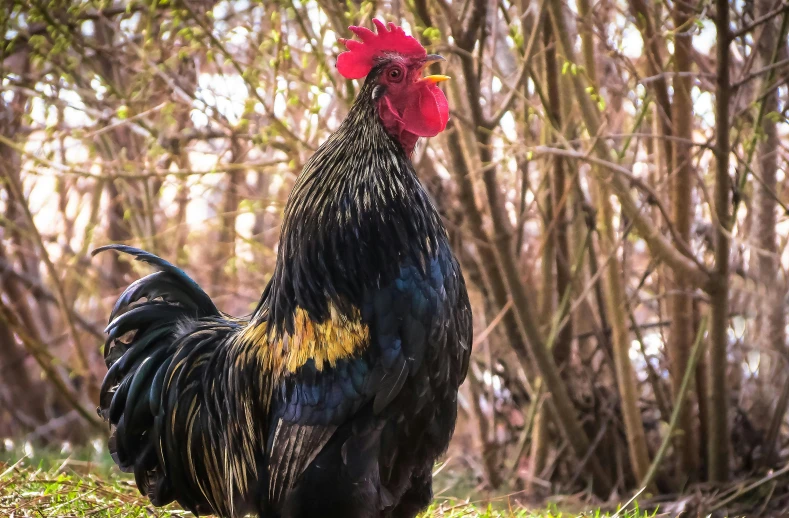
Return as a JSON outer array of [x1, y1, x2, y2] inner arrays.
[[0, 453, 658, 518]]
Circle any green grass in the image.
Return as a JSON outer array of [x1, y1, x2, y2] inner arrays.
[[0, 450, 658, 517], [1, 459, 183, 517]]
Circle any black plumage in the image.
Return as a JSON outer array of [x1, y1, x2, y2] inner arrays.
[[96, 30, 472, 518]]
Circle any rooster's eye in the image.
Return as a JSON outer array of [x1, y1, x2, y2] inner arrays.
[[388, 68, 403, 81]]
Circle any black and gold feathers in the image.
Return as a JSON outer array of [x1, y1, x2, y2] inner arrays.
[[96, 57, 472, 518]]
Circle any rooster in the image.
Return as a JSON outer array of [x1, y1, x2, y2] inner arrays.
[[96, 19, 472, 518]]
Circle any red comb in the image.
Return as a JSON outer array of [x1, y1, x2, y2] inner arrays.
[[337, 19, 426, 79]]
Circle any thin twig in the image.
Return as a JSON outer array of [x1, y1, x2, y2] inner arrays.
[[731, 2, 789, 39], [531, 145, 710, 279], [709, 462, 789, 512], [640, 316, 708, 490]]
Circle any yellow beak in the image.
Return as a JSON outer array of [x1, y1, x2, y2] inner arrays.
[[423, 75, 451, 84]]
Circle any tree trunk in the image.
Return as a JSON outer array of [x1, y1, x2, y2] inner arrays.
[[750, 0, 786, 461], [211, 139, 246, 292], [668, 0, 699, 482], [707, 0, 731, 483]]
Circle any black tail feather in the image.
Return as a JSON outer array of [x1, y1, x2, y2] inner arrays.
[[95, 245, 228, 513], [93, 244, 217, 319]]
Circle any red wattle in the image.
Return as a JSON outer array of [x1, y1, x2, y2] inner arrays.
[[378, 84, 449, 155], [400, 84, 449, 137]]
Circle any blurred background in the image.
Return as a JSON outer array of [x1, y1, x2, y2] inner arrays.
[[1, 0, 789, 511]]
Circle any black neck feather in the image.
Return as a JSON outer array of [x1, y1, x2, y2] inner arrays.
[[257, 71, 446, 334]]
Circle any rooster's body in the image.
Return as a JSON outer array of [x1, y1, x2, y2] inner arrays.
[[97, 20, 472, 518]]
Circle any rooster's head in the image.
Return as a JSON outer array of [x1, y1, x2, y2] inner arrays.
[[337, 19, 449, 153]]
